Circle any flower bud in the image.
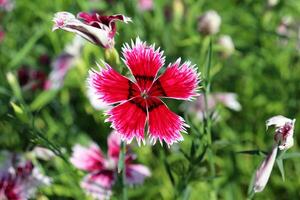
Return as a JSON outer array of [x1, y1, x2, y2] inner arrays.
[[198, 10, 221, 35], [218, 35, 235, 58], [253, 146, 278, 193]]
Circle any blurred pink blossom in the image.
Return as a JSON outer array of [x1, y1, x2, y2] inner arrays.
[[184, 92, 241, 121], [45, 36, 84, 90], [0, 152, 51, 200], [138, 0, 153, 11], [0, 0, 14, 11], [70, 132, 151, 199]]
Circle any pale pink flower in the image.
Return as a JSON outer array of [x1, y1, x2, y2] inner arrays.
[[266, 115, 296, 150], [0, 0, 13, 11], [185, 92, 241, 121], [138, 0, 153, 11], [88, 38, 200, 146], [70, 132, 151, 200], [253, 146, 278, 193], [52, 11, 131, 48]]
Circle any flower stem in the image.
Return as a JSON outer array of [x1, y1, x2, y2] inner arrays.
[[118, 141, 128, 200], [203, 37, 216, 199]]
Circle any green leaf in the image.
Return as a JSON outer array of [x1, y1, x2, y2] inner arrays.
[[281, 152, 300, 160], [8, 28, 45, 69], [247, 171, 256, 198], [276, 158, 285, 181], [236, 150, 268, 156], [30, 90, 58, 111]]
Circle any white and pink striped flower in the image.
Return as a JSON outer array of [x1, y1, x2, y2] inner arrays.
[[52, 11, 131, 49], [88, 38, 200, 146], [70, 132, 151, 200], [266, 115, 296, 150]]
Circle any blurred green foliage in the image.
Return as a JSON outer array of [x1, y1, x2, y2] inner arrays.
[[0, 0, 300, 199]]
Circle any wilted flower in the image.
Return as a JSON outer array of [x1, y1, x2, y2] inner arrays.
[[17, 67, 47, 91], [253, 146, 278, 193], [266, 115, 296, 150], [198, 10, 221, 35], [184, 92, 241, 121], [138, 0, 153, 11], [88, 38, 200, 146], [45, 36, 84, 90], [218, 35, 235, 58], [0, 152, 51, 200], [252, 115, 296, 193], [70, 132, 151, 200], [52, 11, 131, 48]]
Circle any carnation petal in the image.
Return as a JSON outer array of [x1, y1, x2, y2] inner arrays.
[[147, 97, 187, 146], [106, 97, 147, 144], [81, 172, 114, 200], [87, 63, 139, 105], [70, 144, 105, 172], [122, 38, 165, 91], [149, 59, 199, 100], [126, 164, 151, 185]]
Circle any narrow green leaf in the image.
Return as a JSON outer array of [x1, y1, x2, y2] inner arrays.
[[276, 159, 285, 181], [281, 152, 300, 160], [30, 90, 58, 111], [8, 28, 45, 69], [236, 150, 267, 156]]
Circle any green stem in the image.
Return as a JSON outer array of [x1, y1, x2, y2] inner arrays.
[[202, 37, 216, 199], [118, 141, 128, 200]]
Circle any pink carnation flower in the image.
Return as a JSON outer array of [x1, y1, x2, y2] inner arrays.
[[70, 132, 151, 200], [88, 38, 200, 146], [52, 11, 131, 48]]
